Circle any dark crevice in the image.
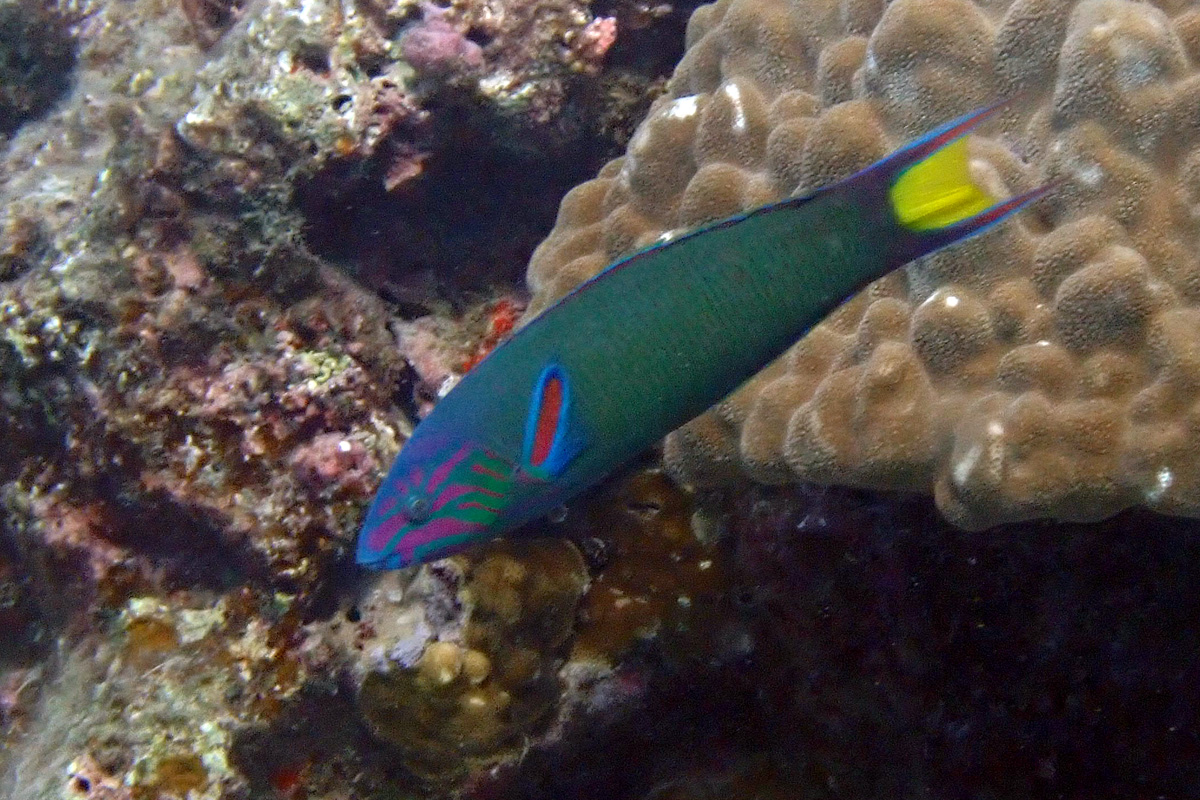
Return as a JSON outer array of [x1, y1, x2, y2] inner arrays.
[[0, 0, 75, 134], [297, 0, 701, 310], [296, 95, 609, 309]]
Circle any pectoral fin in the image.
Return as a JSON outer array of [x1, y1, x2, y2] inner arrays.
[[521, 363, 583, 480]]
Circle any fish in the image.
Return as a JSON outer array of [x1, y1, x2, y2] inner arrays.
[[356, 101, 1053, 570]]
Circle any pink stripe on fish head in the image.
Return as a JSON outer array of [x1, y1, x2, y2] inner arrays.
[[397, 516, 479, 563], [366, 507, 409, 553], [432, 483, 476, 512], [426, 445, 472, 493], [472, 463, 507, 481], [376, 493, 400, 516]]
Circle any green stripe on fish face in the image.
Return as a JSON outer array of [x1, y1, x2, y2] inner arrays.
[[359, 438, 520, 567]]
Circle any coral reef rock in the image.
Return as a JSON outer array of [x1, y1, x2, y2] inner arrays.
[[307, 539, 589, 785], [0, 0, 688, 788], [297, 466, 747, 796], [527, 0, 1200, 529]]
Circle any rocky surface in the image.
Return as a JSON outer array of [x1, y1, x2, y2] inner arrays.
[[3, 0, 1200, 797], [0, 0, 697, 791]]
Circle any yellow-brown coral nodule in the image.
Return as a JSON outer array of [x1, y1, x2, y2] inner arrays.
[[357, 539, 587, 783], [570, 468, 730, 663], [353, 468, 736, 785], [528, 0, 1200, 529]]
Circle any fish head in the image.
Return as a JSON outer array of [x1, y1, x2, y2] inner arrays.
[[356, 433, 523, 569]]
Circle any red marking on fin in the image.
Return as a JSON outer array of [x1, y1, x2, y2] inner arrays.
[[936, 181, 1057, 242], [531, 375, 563, 467], [917, 100, 1009, 158], [970, 182, 1056, 228]]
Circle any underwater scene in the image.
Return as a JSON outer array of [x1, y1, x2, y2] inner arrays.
[[3, 0, 1200, 796]]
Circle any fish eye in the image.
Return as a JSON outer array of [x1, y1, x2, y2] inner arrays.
[[405, 494, 433, 524]]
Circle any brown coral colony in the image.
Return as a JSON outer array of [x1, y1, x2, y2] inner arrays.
[[529, 0, 1200, 529]]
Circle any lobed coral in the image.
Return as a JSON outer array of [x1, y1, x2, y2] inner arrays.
[[526, 0, 1200, 528], [353, 539, 588, 783]]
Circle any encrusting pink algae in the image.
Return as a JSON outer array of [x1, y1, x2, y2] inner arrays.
[[3, 0, 1200, 797]]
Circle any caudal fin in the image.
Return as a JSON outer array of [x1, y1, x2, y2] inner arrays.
[[889, 121, 1054, 251], [850, 98, 1053, 259], [885, 102, 1053, 242], [927, 181, 1055, 242], [889, 136, 996, 231]]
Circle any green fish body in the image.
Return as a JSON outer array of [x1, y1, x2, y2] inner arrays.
[[357, 102, 1050, 569]]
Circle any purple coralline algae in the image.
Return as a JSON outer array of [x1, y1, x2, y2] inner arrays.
[[400, 3, 486, 78]]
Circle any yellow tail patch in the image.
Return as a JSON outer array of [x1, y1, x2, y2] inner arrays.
[[889, 137, 996, 232]]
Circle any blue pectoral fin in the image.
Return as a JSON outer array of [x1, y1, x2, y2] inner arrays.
[[521, 363, 586, 481]]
